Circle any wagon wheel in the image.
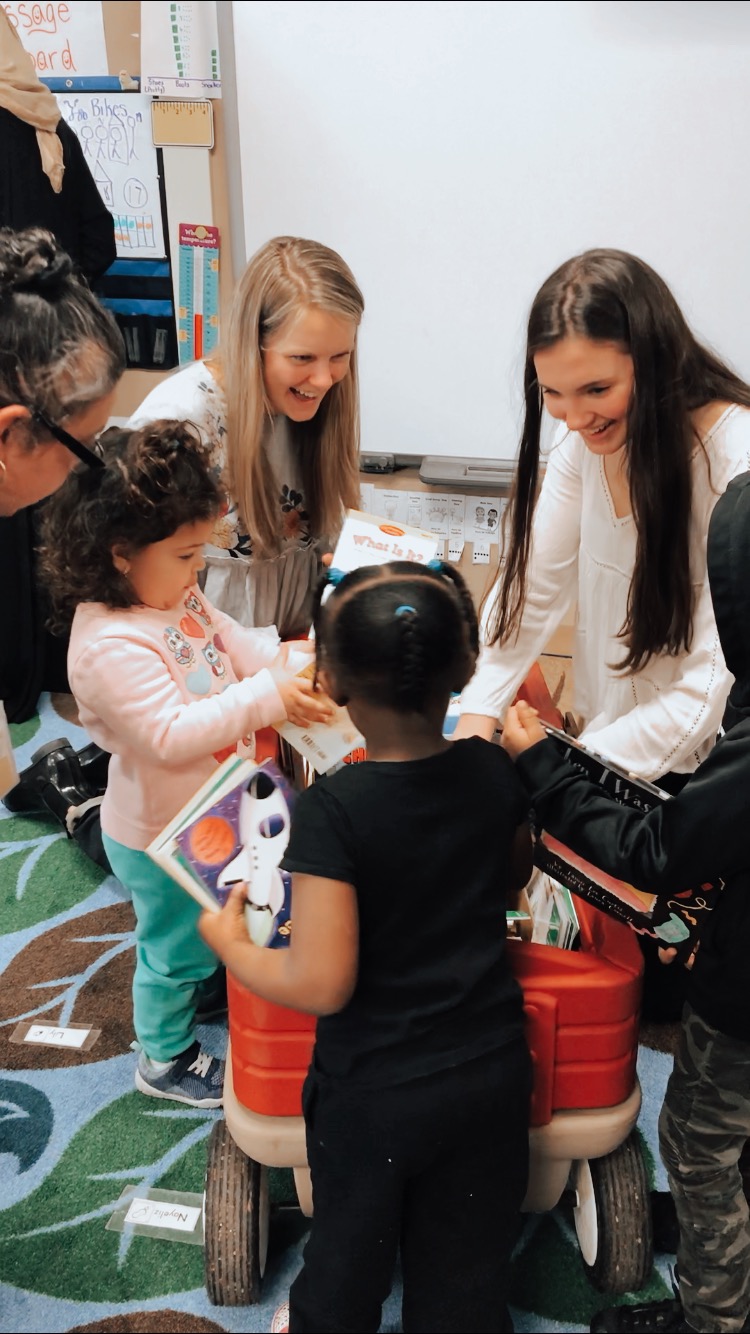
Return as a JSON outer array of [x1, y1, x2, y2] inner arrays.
[[572, 1130, 653, 1294], [204, 1118, 269, 1305]]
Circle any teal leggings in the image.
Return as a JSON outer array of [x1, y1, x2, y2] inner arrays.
[[103, 833, 218, 1062]]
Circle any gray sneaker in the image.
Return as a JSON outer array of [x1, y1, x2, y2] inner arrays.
[[135, 1041, 224, 1108]]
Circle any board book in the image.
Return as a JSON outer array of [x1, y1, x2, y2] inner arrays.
[[274, 508, 441, 773], [147, 755, 294, 949], [532, 724, 722, 962]]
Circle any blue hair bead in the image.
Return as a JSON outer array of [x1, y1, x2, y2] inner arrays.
[[395, 604, 416, 617], [327, 567, 346, 586], [427, 558, 444, 572]]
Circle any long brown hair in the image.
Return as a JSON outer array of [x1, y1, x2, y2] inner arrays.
[[216, 236, 364, 557], [486, 249, 750, 672]]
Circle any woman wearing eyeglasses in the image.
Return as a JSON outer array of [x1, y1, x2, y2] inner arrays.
[[0, 226, 125, 853], [0, 229, 121, 512]]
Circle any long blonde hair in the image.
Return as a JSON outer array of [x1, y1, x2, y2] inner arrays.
[[219, 236, 364, 557]]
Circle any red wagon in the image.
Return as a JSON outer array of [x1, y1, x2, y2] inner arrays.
[[204, 893, 650, 1306]]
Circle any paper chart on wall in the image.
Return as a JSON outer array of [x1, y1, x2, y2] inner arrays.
[[358, 486, 503, 552], [4, 1, 107, 78], [141, 1, 222, 98], [56, 93, 166, 258]]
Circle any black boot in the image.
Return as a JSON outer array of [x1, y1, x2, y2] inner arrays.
[[69, 801, 111, 873], [76, 742, 111, 795], [2, 738, 96, 822]]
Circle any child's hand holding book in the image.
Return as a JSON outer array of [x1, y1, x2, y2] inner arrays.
[[277, 672, 335, 728], [501, 701, 546, 758], [199, 882, 256, 973]]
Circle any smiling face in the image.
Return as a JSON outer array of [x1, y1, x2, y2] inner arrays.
[[113, 517, 215, 611], [534, 335, 635, 456], [261, 306, 357, 421]]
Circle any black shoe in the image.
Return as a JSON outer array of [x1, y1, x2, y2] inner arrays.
[[76, 742, 110, 795], [2, 738, 96, 826], [194, 966, 228, 1023], [590, 1297, 691, 1333], [651, 1190, 680, 1254], [70, 801, 110, 873]]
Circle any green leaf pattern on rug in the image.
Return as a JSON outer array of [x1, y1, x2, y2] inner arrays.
[[510, 1211, 670, 1324], [0, 1092, 215, 1300], [8, 713, 41, 747], [0, 1078, 53, 1172], [0, 814, 106, 934]]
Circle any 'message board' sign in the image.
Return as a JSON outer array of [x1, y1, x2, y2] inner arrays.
[[3, 2, 107, 76]]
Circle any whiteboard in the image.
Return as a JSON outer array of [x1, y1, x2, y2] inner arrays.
[[228, 0, 750, 461], [56, 92, 166, 259]]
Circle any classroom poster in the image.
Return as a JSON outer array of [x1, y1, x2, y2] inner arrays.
[[141, 1, 221, 98], [3, 1, 107, 77], [55, 91, 166, 258]]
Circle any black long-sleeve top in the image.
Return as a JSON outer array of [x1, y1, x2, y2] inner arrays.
[[0, 106, 116, 282], [516, 730, 750, 1044]]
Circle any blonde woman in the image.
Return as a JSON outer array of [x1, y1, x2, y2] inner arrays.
[[129, 236, 364, 637]]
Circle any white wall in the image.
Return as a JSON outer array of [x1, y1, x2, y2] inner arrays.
[[228, 0, 750, 460]]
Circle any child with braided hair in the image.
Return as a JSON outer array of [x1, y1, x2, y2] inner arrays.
[[200, 560, 534, 1333]]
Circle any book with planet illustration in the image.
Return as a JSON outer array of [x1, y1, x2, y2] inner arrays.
[[147, 754, 294, 949]]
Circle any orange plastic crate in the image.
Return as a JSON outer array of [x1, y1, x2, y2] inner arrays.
[[227, 898, 642, 1126]]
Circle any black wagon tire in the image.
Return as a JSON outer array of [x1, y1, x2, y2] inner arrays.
[[204, 1118, 269, 1305], [572, 1130, 654, 1294]]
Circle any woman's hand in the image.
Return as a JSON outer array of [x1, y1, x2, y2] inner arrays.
[[501, 700, 547, 759], [278, 674, 335, 728]]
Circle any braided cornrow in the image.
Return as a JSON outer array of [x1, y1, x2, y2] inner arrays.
[[393, 607, 428, 710], [313, 559, 479, 714]]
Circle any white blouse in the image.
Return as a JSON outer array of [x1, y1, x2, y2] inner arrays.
[[460, 406, 750, 779]]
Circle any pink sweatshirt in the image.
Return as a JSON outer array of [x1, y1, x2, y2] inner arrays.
[[68, 587, 288, 850]]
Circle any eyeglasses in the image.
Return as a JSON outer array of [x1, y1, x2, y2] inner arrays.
[[32, 408, 105, 471]]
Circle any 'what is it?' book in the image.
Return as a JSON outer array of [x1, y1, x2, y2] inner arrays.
[[274, 508, 441, 773]]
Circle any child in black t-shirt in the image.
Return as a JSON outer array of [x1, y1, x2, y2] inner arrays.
[[200, 559, 533, 1334]]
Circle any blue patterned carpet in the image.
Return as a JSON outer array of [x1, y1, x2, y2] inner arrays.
[[0, 694, 677, 1334]]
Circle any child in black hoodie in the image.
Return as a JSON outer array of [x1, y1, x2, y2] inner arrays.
[[502, 471, 750, 1334]]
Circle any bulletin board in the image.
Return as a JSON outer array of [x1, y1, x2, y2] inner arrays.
[[55, 91, 167, 258]]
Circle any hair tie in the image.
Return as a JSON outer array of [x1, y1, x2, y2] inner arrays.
[[427, 558, 443, 572], [327, 567, 346, 586], [395, 604, 416, 617]]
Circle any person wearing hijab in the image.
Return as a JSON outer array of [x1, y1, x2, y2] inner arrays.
[[0, 8, 116, 283], [0, 9, 117, 724]]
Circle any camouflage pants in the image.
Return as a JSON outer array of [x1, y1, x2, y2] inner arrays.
[[659, 1003, 750, 1333]]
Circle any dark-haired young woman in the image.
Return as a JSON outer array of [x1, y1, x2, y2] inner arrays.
[[454, 248, 750, 1256], [456, 249, 750, 782]]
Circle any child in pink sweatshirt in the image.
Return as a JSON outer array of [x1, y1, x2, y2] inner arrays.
[[40, 419, 332, 1108]]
